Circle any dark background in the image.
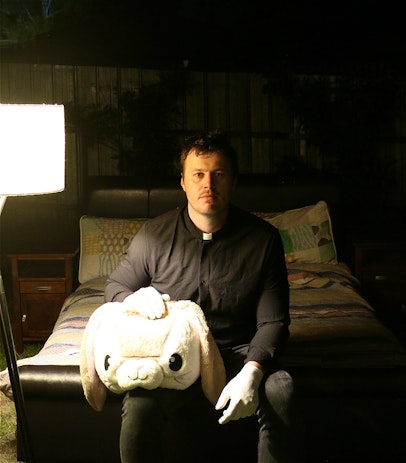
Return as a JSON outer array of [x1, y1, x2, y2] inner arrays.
[[1, 0, 405, 73], [1, 0, 405, 256]]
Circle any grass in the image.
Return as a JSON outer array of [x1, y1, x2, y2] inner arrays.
[[0, 342, 43, 371], [0, 341, 43, 463]]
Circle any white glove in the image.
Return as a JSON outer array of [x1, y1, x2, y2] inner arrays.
[[123, 286, 170, 319], [215, 363, 264, 425]]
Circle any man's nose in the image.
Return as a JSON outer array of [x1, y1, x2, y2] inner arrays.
[[204, 173, 215, 189]]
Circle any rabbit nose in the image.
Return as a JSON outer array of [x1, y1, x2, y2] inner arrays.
[[128, 366, 148, 380]]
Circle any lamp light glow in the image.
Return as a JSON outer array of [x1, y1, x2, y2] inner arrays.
[[0, 104, 65, 196]]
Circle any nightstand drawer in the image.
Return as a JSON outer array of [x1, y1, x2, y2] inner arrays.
[[19, 280, 66, 293]]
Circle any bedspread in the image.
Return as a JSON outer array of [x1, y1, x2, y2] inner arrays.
[[283, 262, 406, 369]]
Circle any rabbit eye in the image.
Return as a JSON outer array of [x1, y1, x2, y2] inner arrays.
[[168, 353, 182, 371], [104, 355, 111, 371]]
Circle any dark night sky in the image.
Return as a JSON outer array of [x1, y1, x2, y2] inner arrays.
[[1, 0, 404, 72]]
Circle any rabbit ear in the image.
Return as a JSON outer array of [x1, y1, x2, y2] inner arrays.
[[185, 302, 226, 405], [80, 302, 116, 411], [200, 329, 227, 404]]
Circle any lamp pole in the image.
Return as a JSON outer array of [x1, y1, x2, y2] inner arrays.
[[0, 195, 34, 462]]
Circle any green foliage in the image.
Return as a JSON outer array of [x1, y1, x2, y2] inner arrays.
[[0, 0, 86, 44], [268, 67, 399, 158], [263, 65, 403, 214], [66, 71, 189, 180]]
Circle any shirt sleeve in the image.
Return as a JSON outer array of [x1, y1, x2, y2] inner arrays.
[[245, 228, 290, 370], [104, 225, 151, 302]]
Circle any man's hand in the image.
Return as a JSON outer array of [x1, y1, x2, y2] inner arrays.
[[123, 286, 170, 319], [215, 363, 264, 425]]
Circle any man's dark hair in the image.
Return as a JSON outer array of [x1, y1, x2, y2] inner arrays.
[[179, 131, 239, 177]]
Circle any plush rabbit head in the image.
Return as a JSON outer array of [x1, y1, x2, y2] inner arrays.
[[80, 300, 226, 411]]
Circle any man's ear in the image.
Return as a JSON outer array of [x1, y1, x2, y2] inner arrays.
[[180, 173, 186, 192]]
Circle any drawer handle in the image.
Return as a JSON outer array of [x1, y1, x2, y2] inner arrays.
[[374, 275, 388, 281], [34, 285, 52, 291]]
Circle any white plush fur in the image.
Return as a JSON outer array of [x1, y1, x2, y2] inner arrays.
[[80, 300, 226, 411]]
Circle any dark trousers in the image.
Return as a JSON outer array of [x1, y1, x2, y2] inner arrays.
[[120, 345, 303, 463]]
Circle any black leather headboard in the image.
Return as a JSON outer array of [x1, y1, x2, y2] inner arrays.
[[85, 175, 342, 219]]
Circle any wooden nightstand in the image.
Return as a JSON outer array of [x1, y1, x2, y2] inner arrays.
[[353, 242, 406, 339], [9, 251, 78, 353]]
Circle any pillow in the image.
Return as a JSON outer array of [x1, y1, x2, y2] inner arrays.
[[262, 201, 337, 264], [79, 216, 147, 284]]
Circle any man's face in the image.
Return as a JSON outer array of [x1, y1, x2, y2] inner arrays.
[[180, 150, 236, 219]]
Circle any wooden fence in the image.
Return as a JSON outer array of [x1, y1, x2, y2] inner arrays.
[[0, 62, 405, 253]]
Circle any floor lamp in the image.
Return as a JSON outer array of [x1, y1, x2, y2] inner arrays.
[[0, 104, 65, 463]]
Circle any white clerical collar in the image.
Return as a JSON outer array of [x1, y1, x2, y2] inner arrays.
[[202, 232, 213, 241]]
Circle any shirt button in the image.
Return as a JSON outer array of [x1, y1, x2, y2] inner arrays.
[[200, 280, 206, 286]]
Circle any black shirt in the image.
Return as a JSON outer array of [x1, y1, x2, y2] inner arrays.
[[105, 205, 290, 369]]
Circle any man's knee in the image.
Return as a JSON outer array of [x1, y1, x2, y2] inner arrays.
[[264, 370, 294, 399], [122, 392, 163, 426], [260, 370, 296, 424]]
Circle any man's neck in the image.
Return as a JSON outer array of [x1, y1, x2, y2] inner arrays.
[[187, 204, 229, 234]]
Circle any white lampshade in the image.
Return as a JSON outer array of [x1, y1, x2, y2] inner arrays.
[[0, 104, 65, 196]]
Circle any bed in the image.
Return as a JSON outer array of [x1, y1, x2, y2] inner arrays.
[[1, 176, 406, 463]]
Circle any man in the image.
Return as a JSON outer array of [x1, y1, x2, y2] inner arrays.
[[105, 131, 300, 463]]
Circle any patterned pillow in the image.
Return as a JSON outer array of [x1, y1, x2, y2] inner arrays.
[[79, 216, 147, 283], [262, 201, 337, 264]]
